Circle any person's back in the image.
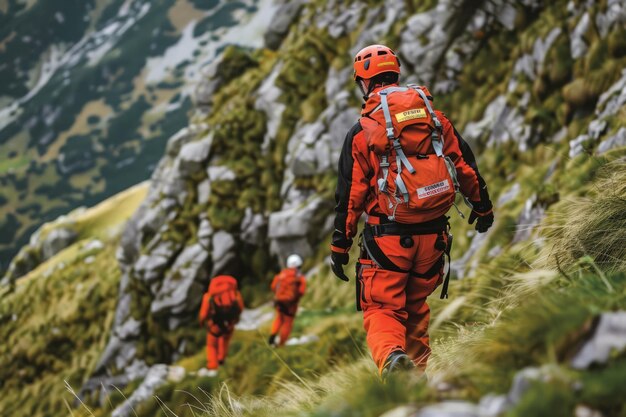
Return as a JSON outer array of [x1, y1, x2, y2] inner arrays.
[[330, 44, 494, 378], [269, 254, 306, 347], [199, 275, 244, 375], [273, 267, 306, 305]]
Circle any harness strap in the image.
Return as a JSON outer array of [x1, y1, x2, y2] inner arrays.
[[362, 227, 407, 273], [365, 216, 448, 236], [439, 233, 453, 299], [409, 257, 443, 278]]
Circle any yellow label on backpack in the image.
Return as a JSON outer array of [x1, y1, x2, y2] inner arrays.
[[395, 108, 427, 122]]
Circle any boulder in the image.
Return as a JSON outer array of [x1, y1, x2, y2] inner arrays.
[[177, 135, 212, 177], [41, 227, 78, 260], [571, 311, 626, 369]]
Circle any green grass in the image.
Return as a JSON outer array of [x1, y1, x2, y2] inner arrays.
[[0, 240, 121, 417]]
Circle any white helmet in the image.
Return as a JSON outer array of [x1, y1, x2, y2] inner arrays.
[[286, 254, 303, 269]]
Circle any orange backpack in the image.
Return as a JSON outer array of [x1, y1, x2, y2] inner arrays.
[[274, 269, 301, 304], [360, 85, 462, 223], [208, 276, 242, 332]]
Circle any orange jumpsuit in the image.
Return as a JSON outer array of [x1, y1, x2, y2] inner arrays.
[[332, 84, 492, 371], [270, 268, 306, 346], [198, 275, 244, 370]]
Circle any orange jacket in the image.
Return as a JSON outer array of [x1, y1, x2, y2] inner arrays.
[[198, 275, 244, 325], [332, 84, 492, 251], [271, 268, 306, 302]]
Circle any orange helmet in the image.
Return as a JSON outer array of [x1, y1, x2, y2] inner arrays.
[[353, 44, 401, 81]]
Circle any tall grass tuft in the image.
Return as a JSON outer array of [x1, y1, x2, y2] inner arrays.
[[541, 159, 626, 273]]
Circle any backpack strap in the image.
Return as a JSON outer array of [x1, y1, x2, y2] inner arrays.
[[412, 86, 444, 157], [379, 87, 415, 205]]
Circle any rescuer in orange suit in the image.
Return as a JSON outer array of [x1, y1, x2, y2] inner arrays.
[[330, 44, 494, 377], [198, 275, 244, 376], [268, 254, 307, 347]]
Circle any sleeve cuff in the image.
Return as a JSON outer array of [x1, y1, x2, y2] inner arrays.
[[330, 244, 351, 254]]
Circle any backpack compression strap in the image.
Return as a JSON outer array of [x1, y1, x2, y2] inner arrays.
[[379, 87, 415, 204]]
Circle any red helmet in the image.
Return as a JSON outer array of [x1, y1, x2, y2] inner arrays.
[[353, 44, 401, 81]]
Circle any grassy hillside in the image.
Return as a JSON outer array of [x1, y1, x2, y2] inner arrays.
[[1, 0, 625, 416]]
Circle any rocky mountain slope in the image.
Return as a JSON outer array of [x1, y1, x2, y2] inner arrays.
[[0, 0, 276, 272], [1, 0, 626, 416]]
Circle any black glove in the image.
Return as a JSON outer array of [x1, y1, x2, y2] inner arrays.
[[468, 210, 494, 233], [330, 251, 350, 282]]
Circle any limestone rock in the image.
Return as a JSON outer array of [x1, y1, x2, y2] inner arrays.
[[569, 134, 590, 158], [512, 195, 546, 243], [268, 197, 323, 239], [240, 208, 266, 246], [166, 124, 208, 157], [111, 364, 169, 417], [197, 178, 211, 205], [414, 401, 479, 417], [116, 318, 142, 340], [379, 405, 419, 417], [255, 62, 285, 150], [570, 13, 590, 59], [315, 0, 364, 39], [151, 243, 209, 318], [41, 227, 78, 260], [177, 134, 212, 177], [207, 165, 236, 182], [211, 231, 236, 275], [264, 1, 303, 50], [597, 69, 626, 119], [571, 311, 626, 369], [597, 127, 626, 154]]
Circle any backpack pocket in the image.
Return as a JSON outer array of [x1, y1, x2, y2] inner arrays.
[[378, 154, 455, 223]]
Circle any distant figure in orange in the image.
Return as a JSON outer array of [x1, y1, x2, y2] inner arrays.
[[268, 254, 306, 347], [198, 275, 244, 376]]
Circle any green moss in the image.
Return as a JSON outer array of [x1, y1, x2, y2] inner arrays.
[[216, 45, 259, 87]]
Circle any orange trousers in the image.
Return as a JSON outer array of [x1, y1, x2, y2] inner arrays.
[[206, 331, 233, 370], [358, 233, 444, 372], [270, 303, 297, 346]]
